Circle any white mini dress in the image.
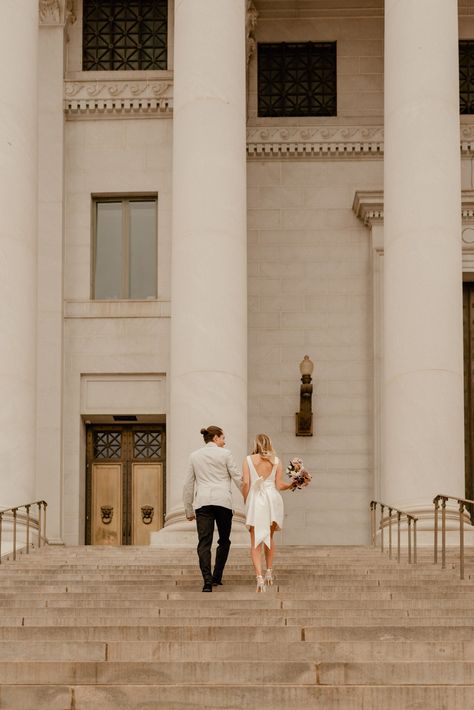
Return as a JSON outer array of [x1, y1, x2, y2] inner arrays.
[[245, 455, 284, 549]]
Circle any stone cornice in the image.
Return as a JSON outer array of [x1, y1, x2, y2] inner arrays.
[[247, 126, 384, 159], [64, 78, 173, 116], [353, 189, 474, 229], [352, 190, 384, 226], [39, 0, 75, 26]]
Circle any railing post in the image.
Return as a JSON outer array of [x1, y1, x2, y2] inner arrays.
[[441, 497, 447, 570], [459, 500, 465, 581], [407, 516, 412, 564], [388, 507, 393, 559], [380, 504, 385, 553], [37, 502, 42, 549], [43, 502, 47, 545], [25, 504, 30, 555], [370, 501, 376, 547], [434, 496, 439, 564], [12, 508, 17, 561], [413, 518, 417, 565], [397, 511, 401, 563]]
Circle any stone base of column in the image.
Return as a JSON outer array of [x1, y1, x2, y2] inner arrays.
[[150, 510, 250, 548]]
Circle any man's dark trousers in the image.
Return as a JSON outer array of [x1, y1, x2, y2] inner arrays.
[[195, 505, 233, 585]]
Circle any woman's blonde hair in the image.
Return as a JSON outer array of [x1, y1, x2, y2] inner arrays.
[[252, 433, 276, 464]]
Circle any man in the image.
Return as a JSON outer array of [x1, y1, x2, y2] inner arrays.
[[183, 426, 242, 592]]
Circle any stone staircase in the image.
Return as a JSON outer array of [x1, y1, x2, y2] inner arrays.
[[0, 545, 474, 709]]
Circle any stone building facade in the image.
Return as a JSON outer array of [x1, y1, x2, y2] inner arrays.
[[1, 0, 473, 547]]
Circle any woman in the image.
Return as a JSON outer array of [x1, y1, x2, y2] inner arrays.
[[242, 433, 296, 592]]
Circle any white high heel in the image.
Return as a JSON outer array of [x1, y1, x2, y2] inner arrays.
[[264, 569, 274, 586], [256, 575, 266, 593]]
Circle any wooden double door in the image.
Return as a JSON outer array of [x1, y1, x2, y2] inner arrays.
[[86, 425, 165, 545]]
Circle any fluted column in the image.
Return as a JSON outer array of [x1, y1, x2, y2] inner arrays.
[[0, 1, 39, 508], [152, 0, 247, 544], [383, 0, 464, 526]]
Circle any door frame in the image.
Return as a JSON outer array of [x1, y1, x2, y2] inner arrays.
[[85, 423, 166, 544]]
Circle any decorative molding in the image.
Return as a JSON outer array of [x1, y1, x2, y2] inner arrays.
[[354, 190, 474, 229], [64, 299, 170, 319], [246, 1, 258, 68], [352, 191, 383, 227], [247, 125, 384, 159], [64, 79, 173, 116], [39, 0, 75, 26], [461, 125, 474, 155]]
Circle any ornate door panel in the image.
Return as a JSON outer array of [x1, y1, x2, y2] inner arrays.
[[86, 425, 165, 544], [131, 463, 164, 545], [91, 463, 123, 545]]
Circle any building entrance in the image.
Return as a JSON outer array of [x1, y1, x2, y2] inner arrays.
[[85, 424, 165, 545]]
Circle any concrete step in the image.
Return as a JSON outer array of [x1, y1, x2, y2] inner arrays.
[[2, 639, 471, 663], [2, 659, 474, 685], [2, 684, 472, 710]]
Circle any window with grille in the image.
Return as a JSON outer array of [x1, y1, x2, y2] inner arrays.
[[257, 42, 337, 118], [92, 196, 157, 300], [93, 431, 122, 459], [460, 41, 474, 115], [83, 0, 168, 71]]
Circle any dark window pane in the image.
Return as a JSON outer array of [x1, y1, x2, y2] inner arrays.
[[94, 431, 122, 459], [129, 201, 157, 299], [83, 0, 168, 71], [95, 202, 123, 299], [258, 42, 337, 118], [460, 41, 474, 115], [134, 431, 162, 459]]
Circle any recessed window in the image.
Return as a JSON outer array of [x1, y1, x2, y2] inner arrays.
[[460, 40, 474, 114], [258, 42, 337, 118], [83, 0, 168, 71], [93, 197, 157, 300]]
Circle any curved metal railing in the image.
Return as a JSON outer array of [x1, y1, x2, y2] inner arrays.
[[370, 500, 418, 564], [433, 494, 474, 580], [0, 501, 47, 563]]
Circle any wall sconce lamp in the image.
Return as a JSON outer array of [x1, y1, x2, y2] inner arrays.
[[296, 355, 314, 436]]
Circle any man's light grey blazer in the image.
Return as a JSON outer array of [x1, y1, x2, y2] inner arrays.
[[183, 442, 242, 519]]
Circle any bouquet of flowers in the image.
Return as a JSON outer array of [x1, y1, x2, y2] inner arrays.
[[286, 457, 312, 491]]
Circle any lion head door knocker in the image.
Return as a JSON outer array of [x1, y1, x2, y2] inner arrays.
[[141, 505, 154, 525], [100, 505, 114, 525]]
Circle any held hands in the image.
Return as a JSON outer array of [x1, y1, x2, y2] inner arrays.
[[186, 514, 196, 522]]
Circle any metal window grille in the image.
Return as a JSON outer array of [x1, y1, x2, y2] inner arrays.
[[83, 0, 168, 71], [93, 431, 122, 459], [258, 42, 337, 118], [460, 41, 474, 115], [134, 431, 162, 459]]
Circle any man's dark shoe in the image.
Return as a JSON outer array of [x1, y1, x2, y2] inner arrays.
[[202, 583, 212, 592], [212, 579, 223, 586]]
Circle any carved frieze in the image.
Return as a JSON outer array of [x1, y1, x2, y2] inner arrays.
[[39, 0, 75, 26], [246, 1, 258, 68], [247, 125, 384, 159], [64, 79, 173, 116]]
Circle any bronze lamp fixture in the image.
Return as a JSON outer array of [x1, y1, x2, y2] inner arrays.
[[296, 355, 314, 436]]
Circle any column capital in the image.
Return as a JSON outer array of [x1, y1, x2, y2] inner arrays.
[[39, 0, 76, 27], [246, 0, 258, 67]]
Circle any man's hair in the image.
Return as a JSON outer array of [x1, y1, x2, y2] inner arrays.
[[200, 426, 223, 444]]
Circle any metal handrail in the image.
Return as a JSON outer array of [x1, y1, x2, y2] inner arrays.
[[370, 500, 418, 564], [0, 501, 47, 563], [433, 494, 474, 580]]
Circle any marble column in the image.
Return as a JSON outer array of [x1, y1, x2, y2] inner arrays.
[[0, 1, 39, 508], [37, 0, 72, 544], [151, 0, 247, 545], [383, 0, 464, 527]]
